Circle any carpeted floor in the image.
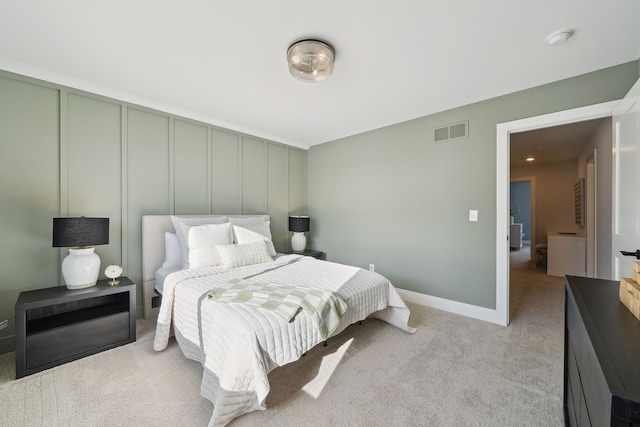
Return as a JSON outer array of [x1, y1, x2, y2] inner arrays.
[[0, 247, 565, 426]]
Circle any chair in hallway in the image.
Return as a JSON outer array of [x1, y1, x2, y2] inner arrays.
[[535, 243, 548, 269]]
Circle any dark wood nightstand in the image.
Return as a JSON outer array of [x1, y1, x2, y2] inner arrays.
[[15, 277, 136, 378], [285, 249, 324, 259]]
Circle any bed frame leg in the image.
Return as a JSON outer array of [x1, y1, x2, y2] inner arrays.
[[358, 320, 362, 325], [323, 341, 328, 347]]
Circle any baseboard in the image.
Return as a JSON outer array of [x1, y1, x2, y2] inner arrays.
[[0, 335, 15, 356], [397, 288, 505, 326]]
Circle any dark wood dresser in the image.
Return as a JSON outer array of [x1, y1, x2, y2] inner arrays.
[[15, 278, 136, 378], [564, 276, 640, 426]]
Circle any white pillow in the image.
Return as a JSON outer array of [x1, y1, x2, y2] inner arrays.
[[232, 222, 277, 257], [217, 240, 274, 269], [161, 232, 181, 268], [181, 222, 233, 268], [171, 216, 228, 268]]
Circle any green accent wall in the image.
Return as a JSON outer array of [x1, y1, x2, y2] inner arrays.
[[0, 71, 306, 355], [307, 61, 639, 310], [1, 60, 637, 355]]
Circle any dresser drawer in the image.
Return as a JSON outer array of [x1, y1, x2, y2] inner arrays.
[[566, 337, 580, 426], [566, 294, 609, 425], [26, 311, 130, 369]]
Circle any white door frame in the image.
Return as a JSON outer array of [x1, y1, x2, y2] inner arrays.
[[495, 101, 619, 326], [510, 177, 536, 260], [586, 153, 597, 277]]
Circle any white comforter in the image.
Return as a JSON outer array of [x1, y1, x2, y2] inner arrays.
[[154, 255, 415, 426]]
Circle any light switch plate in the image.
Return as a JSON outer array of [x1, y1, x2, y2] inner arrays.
[[469, 210, 478, 222]]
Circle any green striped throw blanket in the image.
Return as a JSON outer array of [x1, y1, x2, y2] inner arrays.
[[207, 278, 348, 340]]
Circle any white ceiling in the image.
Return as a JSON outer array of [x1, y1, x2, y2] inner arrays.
[[1, 1, 639, 150]]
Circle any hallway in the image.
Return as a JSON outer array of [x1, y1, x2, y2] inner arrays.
[[509, 243, 565, 324]]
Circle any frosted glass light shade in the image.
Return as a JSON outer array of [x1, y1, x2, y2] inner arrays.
[[61, 247, 101, 289], [291, 232, 307, 252], [287, 39, 335, 82]]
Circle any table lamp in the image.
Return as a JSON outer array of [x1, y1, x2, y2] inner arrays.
[[289, 215, 310, 252], [53, 217, 109, 289]]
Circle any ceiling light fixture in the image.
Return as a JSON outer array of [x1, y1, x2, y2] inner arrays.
[[287, 39, 335, 83], [545, 28, 574, 46], [526, 156, 535, 162]]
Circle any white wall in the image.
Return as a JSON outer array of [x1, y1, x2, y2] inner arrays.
[[577, 117, 613, 278], [511, 161, 581, 244]]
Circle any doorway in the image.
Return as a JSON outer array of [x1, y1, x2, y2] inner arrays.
[[494, 101, 618, 326], [510, 178, 534, 259]]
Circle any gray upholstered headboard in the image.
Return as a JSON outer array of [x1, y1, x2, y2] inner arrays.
[[141, 214, 269, 319]]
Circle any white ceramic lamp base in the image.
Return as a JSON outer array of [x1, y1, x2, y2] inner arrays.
[[291, 232, 307, 252], [61, 247, 101, 289]]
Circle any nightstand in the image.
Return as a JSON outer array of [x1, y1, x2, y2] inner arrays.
[[285, 249, 324, 259], [15, 277, 136, 378]]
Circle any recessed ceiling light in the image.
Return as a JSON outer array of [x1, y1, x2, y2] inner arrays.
[[526, 156, 535, 162], [546, 29, 574, 46]]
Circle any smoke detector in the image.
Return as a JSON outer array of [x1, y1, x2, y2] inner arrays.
[[546, 29, 574, 46]]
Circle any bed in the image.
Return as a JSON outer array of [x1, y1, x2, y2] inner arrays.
[[142, 214, 415, 426]]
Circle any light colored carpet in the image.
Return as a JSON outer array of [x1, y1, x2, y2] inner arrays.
[[0, 248, 565, 426]]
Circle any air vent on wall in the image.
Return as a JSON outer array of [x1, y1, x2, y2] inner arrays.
[[433, 120, 469, 143]]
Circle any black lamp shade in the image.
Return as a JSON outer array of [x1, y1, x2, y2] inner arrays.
[[53, 217, 109, 247], [289, 216, 310, 233]]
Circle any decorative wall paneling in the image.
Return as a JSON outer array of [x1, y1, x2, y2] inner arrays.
[[0, 71, 306, 354]]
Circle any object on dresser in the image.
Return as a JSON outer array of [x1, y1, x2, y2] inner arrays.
[[289, 215, 310, 252], [619, 262, 640, 322], [52, 217, 110, 289], [619, 277, 640, 321], [105, 264, 123, 285]]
